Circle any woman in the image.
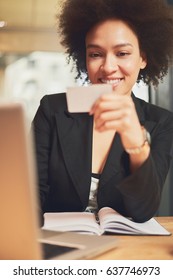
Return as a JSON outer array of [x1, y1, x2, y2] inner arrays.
[[32, 0, 173, 223]]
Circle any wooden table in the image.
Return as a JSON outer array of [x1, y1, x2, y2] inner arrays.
[[95, 217, 173, 260]]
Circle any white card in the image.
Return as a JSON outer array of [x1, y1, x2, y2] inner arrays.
[[66, 84, 112, 112]]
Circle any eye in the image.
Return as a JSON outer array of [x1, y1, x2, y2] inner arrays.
[[88, 52, 102, 58], [117, 51, 130, 57]]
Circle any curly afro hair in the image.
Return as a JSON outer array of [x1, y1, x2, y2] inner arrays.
[[57, 0, 173, 86]]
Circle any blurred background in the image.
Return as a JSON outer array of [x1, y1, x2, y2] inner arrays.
[[0, 0, 173, 216], [0, 0, 78, 121]]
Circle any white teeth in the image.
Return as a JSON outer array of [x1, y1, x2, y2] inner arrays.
[[101, 79, 121, 85]]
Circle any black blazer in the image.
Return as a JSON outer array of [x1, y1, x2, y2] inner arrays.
[[32, 93, 173, 222]]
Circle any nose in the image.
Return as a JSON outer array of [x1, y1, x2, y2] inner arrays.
[[100, 54, 118, 74]]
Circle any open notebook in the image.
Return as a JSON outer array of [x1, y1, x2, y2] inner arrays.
[[0, 102, 117, 260]]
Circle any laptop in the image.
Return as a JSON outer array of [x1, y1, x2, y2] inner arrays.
[[0, 102, 117, 260]]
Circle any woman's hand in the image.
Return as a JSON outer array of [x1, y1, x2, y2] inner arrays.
[[90, 93, 144, 151]]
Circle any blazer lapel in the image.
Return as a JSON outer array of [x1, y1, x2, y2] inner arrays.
[[55, 111, 93, 207], [132, 94, 156, 133]]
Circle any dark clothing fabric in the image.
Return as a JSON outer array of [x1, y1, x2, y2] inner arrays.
[[32, 92, 173, 223]]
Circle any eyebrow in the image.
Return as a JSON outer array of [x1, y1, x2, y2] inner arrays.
[[86, 43, 133, 49]]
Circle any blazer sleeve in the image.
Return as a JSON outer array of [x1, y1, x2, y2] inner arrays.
[[117, 110, 173, 222]]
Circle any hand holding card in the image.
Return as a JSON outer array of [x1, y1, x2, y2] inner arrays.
[[66, 84, 112, 113]]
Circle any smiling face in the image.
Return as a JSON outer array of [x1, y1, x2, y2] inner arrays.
[[86, 19, 147, 96]]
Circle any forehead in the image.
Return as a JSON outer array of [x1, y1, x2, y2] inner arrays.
[[86, 19, 139, 46]]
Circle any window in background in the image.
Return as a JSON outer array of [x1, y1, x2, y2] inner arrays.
[[1, 51, 77, 121]]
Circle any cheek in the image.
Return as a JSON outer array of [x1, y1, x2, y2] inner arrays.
[[86, 61, 100, 78], [121, 60, 142, 77]]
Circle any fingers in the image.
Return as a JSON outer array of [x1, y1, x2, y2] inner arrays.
[[90, 93, 145, 150], [90, 93, 122, 115], [90, 94, 135, 132]]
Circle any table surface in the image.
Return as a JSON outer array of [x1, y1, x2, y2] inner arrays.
[[94, 217, 173, 260]]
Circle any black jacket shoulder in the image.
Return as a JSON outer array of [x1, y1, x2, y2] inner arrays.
[[41, 93, 67, 113], [132, 94, 173, 125]]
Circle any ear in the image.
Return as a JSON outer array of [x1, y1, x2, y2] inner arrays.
[[140, 51, 147, 69]]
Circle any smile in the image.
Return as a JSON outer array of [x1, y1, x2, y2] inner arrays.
[[99, 78, 123, 86]]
